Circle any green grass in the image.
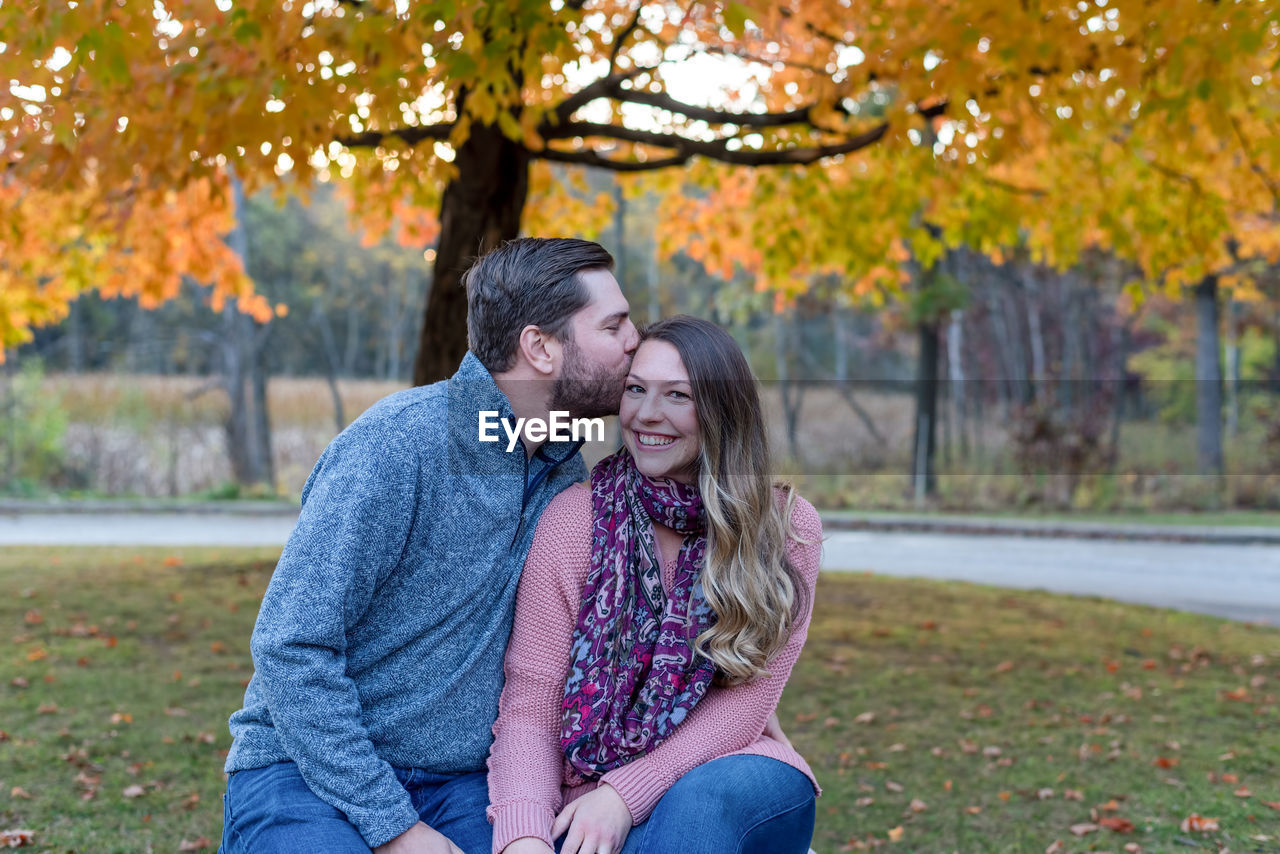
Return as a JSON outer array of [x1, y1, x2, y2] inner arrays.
[[1, 549, 1277, 852]]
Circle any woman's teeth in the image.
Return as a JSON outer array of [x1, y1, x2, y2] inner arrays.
[[638, 434, 675, 446]]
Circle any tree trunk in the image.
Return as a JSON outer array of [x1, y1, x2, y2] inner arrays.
[[412, 124, 531, 385], [913, 320, 940, 501], [222, 171, 273, 490], [774, 311, 803, 461], [1225, 298, 1240, 438], [1194, 275, 1224, 477], [948, 308, 968, 461]]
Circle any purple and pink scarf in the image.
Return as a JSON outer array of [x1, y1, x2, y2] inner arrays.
[[559, 449, 716, 781]]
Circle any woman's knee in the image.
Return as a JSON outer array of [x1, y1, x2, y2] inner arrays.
[[648, 756, 815, 851]]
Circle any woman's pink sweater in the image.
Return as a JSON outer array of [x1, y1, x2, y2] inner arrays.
[[486, 483, 823, 853]]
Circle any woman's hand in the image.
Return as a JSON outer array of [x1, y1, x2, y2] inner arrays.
[[552, 784, 634, 854], [501, 838, 555, 854]]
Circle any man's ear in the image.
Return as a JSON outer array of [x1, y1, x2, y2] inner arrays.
[[517, 324, 560, 377]]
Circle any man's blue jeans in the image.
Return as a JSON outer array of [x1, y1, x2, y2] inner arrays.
[[616, 755, 816, 854], [218, 761, 492, 854]]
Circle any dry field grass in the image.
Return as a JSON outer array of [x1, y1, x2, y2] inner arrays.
[[32, 373, 1280, 511]]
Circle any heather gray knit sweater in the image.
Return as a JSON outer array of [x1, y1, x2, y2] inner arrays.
[[224, 353, 587, 848]]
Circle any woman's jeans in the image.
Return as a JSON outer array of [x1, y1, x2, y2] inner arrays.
[[218, 761, 492, 854], [616, 755, 816, 854]]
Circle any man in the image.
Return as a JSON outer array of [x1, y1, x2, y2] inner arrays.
[[219, 238, 639, 854]]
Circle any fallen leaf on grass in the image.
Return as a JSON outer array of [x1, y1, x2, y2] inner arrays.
[[1154, 756, 1179, 768], [1044, 841, 1065, 854], [1063, 789, 1084, 801], [965, 806, 982, 814], [36, 704, 57, 715], [1123, 844, 1143, 853], [854, 797, 874, 808], [1220, 772, 1239, 784], [885, 781, 904, 793], [122, 785, 145, 799], [908, 798, 927, 813], [1070, 823, 1100, 836], [0, 829, 34, 847], [8, 788, 30, 800], [1037, 788, 1055, 800], [1234, 787, 1253, 798], [1179, 814, 1219, 832], [998, 791, 1011, 802], [886, 826, 903, 842], [1099, 817, 1135, 833], [1263, 800, 1280, 811], [177, 837, 210, 851], [854, 711, 876, 724]]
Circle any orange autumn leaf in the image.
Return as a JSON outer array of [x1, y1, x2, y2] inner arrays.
[[1099, 817, 1135, 833], [887, 826, 904, 843], [1180, 814, 1220, 832]]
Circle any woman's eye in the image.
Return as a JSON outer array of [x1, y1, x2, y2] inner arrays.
[[668, 390, 689, 400], [625, 384, 644, 394]]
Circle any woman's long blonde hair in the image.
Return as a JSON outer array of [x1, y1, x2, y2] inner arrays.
[[641, 316, 809, 686]]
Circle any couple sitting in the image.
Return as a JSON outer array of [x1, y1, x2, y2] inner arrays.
[[218, 238, 823, 854]]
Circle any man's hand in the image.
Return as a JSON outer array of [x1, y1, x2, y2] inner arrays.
[[552, 784, 633, 854], [501, 838, 555, 854], [764, 710, 793, 749], [373, 822, 463, 854]]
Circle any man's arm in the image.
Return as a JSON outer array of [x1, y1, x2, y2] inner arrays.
[[249, 415, 423, 848]]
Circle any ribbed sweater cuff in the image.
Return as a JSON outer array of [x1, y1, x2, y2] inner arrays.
[[357, 801, 422, 849], [599, 766, 668, 825], [490, 801, 556, 853]]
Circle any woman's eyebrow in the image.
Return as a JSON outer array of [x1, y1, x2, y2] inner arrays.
[[627, 373, 690, 387]]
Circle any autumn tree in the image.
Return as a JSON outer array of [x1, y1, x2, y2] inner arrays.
[[2, 0, 1278, 398]]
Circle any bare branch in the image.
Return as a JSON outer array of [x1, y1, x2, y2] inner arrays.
[[534, 120, 894, 168], [608, 6, 646, 74], [537, 147, 692, 172], [546, 67, 649, 127], [334, 123, 454, 149], [542, 121, 700, 148]]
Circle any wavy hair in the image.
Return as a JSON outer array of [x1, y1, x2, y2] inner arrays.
[[640, 315, 809, 685]]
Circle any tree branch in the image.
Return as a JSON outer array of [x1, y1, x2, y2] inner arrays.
[[546, 67, 649, 127], [334, 122, 454, 149], [537, 147, 692, 172], [608, 6, 646, 74], [535, 119, 894, 168]]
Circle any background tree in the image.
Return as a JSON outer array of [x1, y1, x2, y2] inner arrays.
[[3, 0, 1277, 386]]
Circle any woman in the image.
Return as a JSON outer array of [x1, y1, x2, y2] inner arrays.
[[487, 316, 822, 854]]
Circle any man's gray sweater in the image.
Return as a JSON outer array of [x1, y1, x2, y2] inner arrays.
[[224, 353, 587, 847]]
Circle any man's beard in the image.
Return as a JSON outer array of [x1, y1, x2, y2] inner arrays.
[[550, 338, 627, 420]]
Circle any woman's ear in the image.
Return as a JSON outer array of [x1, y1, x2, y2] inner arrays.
[[517, 324, 560, 377]]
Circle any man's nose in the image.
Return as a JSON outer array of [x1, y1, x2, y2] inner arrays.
[[623, 321, 640, 355]]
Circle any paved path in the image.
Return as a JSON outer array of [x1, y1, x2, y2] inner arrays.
[[3, 508, 1278, 624], [821, 530, 1280, 625]]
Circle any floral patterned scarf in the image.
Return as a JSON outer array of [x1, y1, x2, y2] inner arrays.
[[559, 449, 716, 781]]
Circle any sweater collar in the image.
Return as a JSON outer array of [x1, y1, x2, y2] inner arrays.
[[448, 351, 585, 465]]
